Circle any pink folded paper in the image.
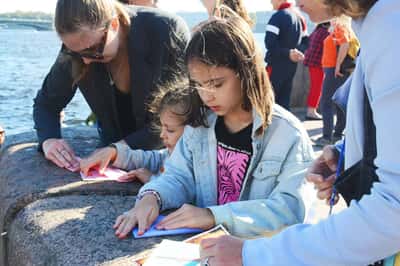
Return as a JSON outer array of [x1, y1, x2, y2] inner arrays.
[[80, 167, 129, 182]]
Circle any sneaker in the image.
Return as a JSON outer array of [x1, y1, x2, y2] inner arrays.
[[313, 136, 332, 147], [305, 112, 322, 120]]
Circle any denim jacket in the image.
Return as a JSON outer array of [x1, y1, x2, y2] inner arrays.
[[139, 105, 314, 236], [112, 142, 169, 179]]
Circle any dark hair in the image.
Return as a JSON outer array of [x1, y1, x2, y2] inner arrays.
[[185, 7, 274, 130], [220, 0, 254, 26], [149, 77, 208, 131], [323, 0, 377, 18]]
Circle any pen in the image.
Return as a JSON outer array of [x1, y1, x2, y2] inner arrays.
[[329, 140, 345, 215]]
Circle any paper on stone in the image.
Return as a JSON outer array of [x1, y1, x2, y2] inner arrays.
[[143, 239, 200, 266]]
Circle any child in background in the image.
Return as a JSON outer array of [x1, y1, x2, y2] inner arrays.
[[80, 78, 203, 183], [113, 9, 314, 239], [264, 0, 308, 110], [303, 22, 330, 120], [314, 16, 354, 146]]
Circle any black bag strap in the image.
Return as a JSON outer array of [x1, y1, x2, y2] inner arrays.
[[334, 88, 379, 203]]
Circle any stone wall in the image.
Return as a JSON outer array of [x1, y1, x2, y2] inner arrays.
[[0, 127, 191, 266]]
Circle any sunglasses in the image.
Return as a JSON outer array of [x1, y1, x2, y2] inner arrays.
[[62, 23, 110, 60]]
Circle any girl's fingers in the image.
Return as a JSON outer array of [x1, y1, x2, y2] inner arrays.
[[113, 214, 125, 229], [137, 212, 151, 235], [157, 208, 183, 227]]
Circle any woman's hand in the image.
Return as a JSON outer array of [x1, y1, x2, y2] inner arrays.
[[113, 194, 160, 238], [156, 204, 215, 230], [80, 146, 117, 176], [306, 145, 339, 203], [200, 235, 244, 266], [42, 138, 79, 170], [117, 168, 152, 183]]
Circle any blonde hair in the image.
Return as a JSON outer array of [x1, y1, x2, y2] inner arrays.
[[185, 6, 274, 130], [218, 0, 254, 27], [55, 0, 130, 84]]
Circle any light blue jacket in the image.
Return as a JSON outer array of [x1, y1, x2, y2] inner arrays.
[[243, 1, 400, 265], [139, 105, 314, 236], [112, 143, 168, 179]]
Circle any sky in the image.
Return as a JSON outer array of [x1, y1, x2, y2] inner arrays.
[[0, 0, 273, 13]]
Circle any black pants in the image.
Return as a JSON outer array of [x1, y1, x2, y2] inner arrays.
[[270, 63, 297, 110]]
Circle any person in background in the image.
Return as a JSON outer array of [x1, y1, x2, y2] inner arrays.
[[118, 0, 158, 7], [264, 0, 308, 110], [313, 16, 353, 146], [80, 78, 202, 184], [113, 10, 313, 240], [201, 0, 254, 26], [33, 0, 189, 171], [0, 125, 5, 147], [303, 22, 330, 120], [200, 0, 400, 265]]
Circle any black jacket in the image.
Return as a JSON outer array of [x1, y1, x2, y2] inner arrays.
[[264, 8, 308, 68], [33, 6, 190, 150]]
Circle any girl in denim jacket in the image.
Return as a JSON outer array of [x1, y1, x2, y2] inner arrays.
[[114, 9, 314, 239], [80, 78, 205, 183]]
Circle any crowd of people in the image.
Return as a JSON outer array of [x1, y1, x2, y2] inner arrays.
[[29, 0, 400, 265]]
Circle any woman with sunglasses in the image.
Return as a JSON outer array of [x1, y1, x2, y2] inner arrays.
[[33, 0, 189, 170], [200, 0, 400, 265]]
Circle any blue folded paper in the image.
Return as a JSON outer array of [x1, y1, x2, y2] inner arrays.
[[132, 215, 203, 238]]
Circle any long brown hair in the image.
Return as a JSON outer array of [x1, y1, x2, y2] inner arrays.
[[185, 7, 274, 131], [323, 0, 378, 18], [54, 0, 130, 84]]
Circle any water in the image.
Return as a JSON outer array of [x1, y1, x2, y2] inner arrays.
[[0, 29, 90, 135], [0, 28, 265, 136]]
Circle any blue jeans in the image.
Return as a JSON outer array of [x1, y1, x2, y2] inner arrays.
[[320, 68, 348, 139]]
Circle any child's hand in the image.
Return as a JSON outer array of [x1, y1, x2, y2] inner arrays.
[[289, 48, 305, 62], [80, 146, 117, 176], [118, 168, 152, 183], [113, 194, 160, 238], [156, 204, 215, 231]]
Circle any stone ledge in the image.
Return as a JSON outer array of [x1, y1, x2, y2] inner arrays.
[[8, 195, 190, 266], [0, 127, 143, 265]]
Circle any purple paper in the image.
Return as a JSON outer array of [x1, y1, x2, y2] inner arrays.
[[132, 215, 203, 238]]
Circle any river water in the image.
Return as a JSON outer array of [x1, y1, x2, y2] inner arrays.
[[0, 28, 265, 136]]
